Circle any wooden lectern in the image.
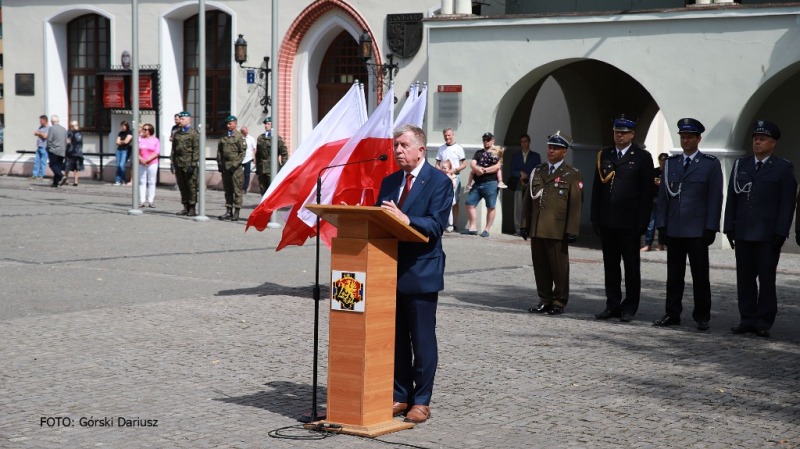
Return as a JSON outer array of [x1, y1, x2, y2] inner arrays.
[[305, 205, 428, 437]]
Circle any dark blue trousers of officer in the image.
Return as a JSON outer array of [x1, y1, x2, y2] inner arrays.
[[734, 241, 781, 330], [394, 291, 438, 406], [665, 237, 711, 322]]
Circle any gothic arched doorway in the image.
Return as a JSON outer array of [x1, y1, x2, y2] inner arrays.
[[317, 30, 368, 122]]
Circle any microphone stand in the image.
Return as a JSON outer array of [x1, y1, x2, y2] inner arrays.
[[299, 154, 388, 424]]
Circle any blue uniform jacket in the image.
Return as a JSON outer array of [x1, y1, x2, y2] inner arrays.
[[656, 151, 723, 238], [723, 156, 797, 242], [376, 162, 453, 295]]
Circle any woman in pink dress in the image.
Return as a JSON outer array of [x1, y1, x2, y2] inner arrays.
[[138, 124, 160, 208]]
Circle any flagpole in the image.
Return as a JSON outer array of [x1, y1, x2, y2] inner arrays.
[[127, 0, 142, 216], [267, 0, 281, 229], [194, 0, 209, 222]]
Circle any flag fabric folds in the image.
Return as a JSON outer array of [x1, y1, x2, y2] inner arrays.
[[245, 82, 367, 232]]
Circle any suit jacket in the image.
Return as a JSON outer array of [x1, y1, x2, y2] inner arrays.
[[376, 162, 452, 295], [723, 156, 797, 242], [520, 162, 583, 240], [509, 150, 541, 191], [656, 151, 723, 238], [591, 143, 654, 230]]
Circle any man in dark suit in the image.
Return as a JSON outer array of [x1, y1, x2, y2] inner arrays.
[[377, 124, 452, 424], [724, 120, 797, 338], [510, 134, 542, 235], [654, 118, 723, 331], [591, 115, 655, 322]]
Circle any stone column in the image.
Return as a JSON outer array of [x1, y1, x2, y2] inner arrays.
[[441, 0, 454, 15]]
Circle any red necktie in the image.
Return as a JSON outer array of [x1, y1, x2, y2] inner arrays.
[[398, 173, 413, 208]]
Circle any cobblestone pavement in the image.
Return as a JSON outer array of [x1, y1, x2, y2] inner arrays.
[[1, 175, 799, 448]]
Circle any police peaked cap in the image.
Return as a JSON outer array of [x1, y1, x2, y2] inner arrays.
[[677, 118, 705, 134], [752, 120, 781, 140]]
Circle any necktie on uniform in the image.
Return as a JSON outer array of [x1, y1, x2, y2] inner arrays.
[[549, 165, 555, 175], [617, 150, 622, 160], [684, 157, 691, 172], [756, 161, 763, 172], [398, 173, 413, 208]]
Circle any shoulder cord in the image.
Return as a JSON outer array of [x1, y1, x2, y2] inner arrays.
[[528, 166, 543, 200], [732, 158, 752, 194], [663, 158, 681, 200], [596, 150, 615, 185]]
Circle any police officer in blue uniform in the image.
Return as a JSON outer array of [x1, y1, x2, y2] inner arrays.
[[592, 115, 655, 322], [724, 120, 797, 338], [653, 118, 723, 331]]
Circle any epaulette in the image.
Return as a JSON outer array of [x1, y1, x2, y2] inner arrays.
[[701, 153, 717, 160]]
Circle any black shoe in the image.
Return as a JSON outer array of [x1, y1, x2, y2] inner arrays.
[[653, 315, 681, 326], [620, 313, 634, 323], [528, 303, 551, 314], [595, 309, 621, 320], [731, 325, 753, 334], [755, 329, 770, 338], [547, 306, 563, 315], [696, 321, 710, 331]]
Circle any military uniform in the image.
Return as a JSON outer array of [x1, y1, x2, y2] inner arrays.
[[521, 157, 583, 310], [654, 119, 723, 329], [724, 121, 797, 334], [217, 124, 247, 220], [255, 130, 288, 195], [170, 120, 199, 216]]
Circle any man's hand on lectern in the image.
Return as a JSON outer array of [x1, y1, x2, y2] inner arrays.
[[381, 200, 410, 225]]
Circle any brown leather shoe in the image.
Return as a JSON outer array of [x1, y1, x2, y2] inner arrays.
[[392, 402, 410, 417], [404, 405, 430, 423]]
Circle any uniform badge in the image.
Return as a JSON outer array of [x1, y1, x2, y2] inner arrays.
[[559, 190, 564, 195], [578, 181, 584, 190]]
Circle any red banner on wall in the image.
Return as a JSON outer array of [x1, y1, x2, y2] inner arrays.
[[139, 75, 152, 109], [103, 75, 125, 108]]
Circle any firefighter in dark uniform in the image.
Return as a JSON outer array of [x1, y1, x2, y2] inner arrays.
[[591, 115, 655, 322], [255, 117, 288, 195], [654, 118, 723, 331], [217, 115, 247, 221], [520, 131, 583, 315], [724, 120, 797, 338], [170, 111, 199, 217]]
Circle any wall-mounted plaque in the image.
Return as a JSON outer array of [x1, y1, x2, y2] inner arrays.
[[15, 74, 35, 96]]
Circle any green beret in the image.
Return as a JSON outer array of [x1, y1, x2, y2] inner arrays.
[[178, 111, 191, 117], [263, 117, 272, 124], [225, 115, 237, 123]]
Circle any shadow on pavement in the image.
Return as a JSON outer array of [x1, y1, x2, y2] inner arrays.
[[216, 282, 327, 299], [212, 380, 327, 419]]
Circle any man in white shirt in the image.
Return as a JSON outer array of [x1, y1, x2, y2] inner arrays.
[[435, 128, 466, 232], [241, 126, 256, 194]]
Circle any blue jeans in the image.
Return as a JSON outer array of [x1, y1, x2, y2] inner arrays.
[[644, 208, 656, 246], [466, 180, 498, 208], [34, 146, 48, 177], [115, 149, 128, 183]]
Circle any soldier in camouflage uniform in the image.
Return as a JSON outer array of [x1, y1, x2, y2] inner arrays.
[[170, 111, 199, 216], [520, 131, 584, 316], [217, 115, 247, 221], [255, 117, 288, 195]]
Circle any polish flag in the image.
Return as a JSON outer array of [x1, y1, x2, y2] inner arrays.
[[277, 85, 397, 250], [394, 82, 418, 126], [245, 82, 367, 232]]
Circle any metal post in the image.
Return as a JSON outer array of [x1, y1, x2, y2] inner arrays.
[[128, 0, 143, 216], [194, 0, 210, 222], [267, 0, 281, 229]]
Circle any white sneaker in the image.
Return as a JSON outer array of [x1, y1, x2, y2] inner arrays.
[[446, 226, 454, 233], [498, 182, 508, 189], [113, 181, 121, 186]]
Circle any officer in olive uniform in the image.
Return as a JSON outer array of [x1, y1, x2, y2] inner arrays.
[[255, 117, 288, 195], [591, 115, 655, 322], [217, 115, 247, 221], [724, 120, 797, 338], [170, 111, 199, 217], [654, 118, 723, 331], [520, 131, 583, 315]]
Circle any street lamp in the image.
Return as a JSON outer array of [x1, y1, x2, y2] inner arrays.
[[234, 34, 271, 113], [359, 30, 399, 102]]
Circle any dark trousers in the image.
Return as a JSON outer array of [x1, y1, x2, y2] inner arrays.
[[175, 167, 198, 206], [735, 241, 781, 331], [48, 153, 64, 186], [242, 161, 251, 192], [600, 227, 641, 314], [665, 236, 711, 322], [394, 291, 438, 407], [530, 237, 570, 308]]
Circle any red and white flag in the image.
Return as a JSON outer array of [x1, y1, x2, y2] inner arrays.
[[394, 81, 427, 130], [277, 85, 398, 250], [246, 82, 367, 232]]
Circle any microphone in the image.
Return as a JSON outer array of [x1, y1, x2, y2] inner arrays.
[[316, 154, 389, 204]]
